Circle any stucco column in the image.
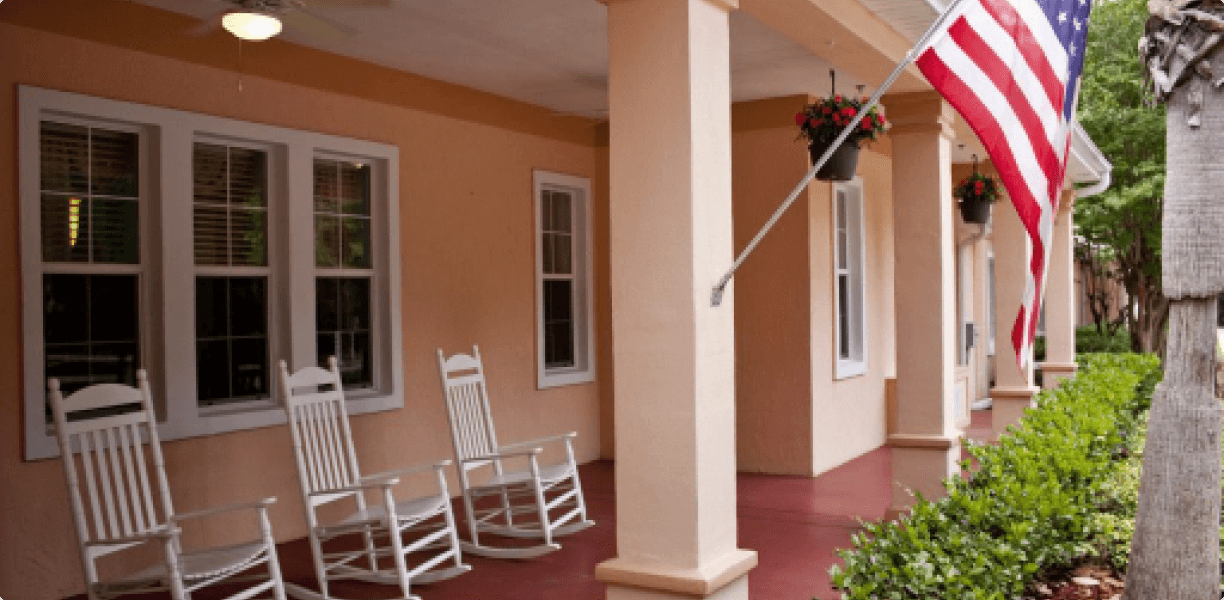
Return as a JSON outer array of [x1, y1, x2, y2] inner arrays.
[[884, 92, 961, 513], [596, 1, 756, 599], [990, 191, 1040, 437], [1041, 191, 1078, 388]]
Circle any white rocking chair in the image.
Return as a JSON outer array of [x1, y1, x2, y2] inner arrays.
[[278, 357, 469, 600], [435, 346, 594, 559], [49, 372, 287, 600]]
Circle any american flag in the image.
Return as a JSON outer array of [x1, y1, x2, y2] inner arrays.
[[914, 0, 1092, 368]]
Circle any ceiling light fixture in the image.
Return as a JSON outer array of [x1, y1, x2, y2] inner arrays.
[[222, 10, 283, 41]]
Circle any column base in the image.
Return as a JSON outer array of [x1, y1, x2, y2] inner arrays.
[[990, 385, 1039, 439], [887, 435, 961, 513], [598, 550, 757, 600], [1039, 362, 1078, 390]]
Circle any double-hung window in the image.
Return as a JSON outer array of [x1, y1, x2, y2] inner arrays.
[[37, 119, 144, 415], [534, 170, 595, 388], [20, 86, 403, 460], [833, 178, 867, 379]]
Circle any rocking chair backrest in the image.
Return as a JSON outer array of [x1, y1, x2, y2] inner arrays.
[[436, 346, 500, 472], [49, 372, 175, 561], [278, 358, 363, 501]]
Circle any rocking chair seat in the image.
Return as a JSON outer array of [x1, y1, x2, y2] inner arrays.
[[478, 462, 574, 489], [339, 494, 449, 527], [120, 541, 270, 583]]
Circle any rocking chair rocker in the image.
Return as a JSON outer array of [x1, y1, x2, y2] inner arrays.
[[49, 372, 287, 600], [278, 357, 469, 600], [435, 346, 594, 559]]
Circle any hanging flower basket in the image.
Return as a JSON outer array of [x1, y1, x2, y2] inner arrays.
[[807, 138, 862, 182], [795, 94, 888, 182], [955, 170, 1000, 225]]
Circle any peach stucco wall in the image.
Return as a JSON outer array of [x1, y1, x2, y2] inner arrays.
[[731, 98, 895, 477], [0, 22, 605, 600]]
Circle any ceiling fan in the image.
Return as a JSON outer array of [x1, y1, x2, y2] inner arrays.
[[193, 0, 391, 42]]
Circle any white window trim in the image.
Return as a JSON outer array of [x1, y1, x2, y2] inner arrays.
[[19, 85, 403, 460], [533, 170, 595, 389], [832, 177, 868, 380]]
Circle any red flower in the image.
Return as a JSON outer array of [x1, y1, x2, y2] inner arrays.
[[975, 181, 984, 193], [795, 112, 806, 126], [844, 107, 857, 118], [876, 114, 885, 124], [809, 117, 820, 129], [823, 107, 832, 115], [834, 95, 842, 104], [862, 120, 873, 130]]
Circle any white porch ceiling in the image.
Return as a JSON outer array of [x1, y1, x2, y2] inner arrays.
[[124, 0, 1104, 179]]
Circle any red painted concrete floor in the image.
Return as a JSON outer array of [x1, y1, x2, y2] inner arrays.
[[65, 413, 998, 600]]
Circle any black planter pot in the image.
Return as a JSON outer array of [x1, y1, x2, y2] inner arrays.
[[958, 196, 993, 224], [808, 139, 861, 181]]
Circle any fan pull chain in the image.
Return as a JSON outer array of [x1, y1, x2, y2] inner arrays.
[[238, 39, 245, 92]]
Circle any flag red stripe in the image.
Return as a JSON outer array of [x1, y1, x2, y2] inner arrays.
[[978, 0, 1065, 115], [948, 18, 1065, 206]]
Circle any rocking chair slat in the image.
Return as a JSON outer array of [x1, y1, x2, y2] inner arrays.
[[116, 425, 145, 534], [130, 424, 159, 531], [300, 405, 325, 493], [104, 428, 137, 537], [79, 430, 107, 541], [93, 430, 123, 540]]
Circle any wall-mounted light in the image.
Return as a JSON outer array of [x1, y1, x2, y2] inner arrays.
[[222, 10, 283, 41]]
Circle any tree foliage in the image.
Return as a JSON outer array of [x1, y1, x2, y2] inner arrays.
[[1077, 0, 1169, 354]]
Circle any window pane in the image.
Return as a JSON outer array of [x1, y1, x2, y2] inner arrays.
[[229, 148, 267, 208], [542, 234, 555, 275], [553, 233, 572, 275], [542, 190, 554, 231], [42, 195, 90, 263], [552, 191, 572, 233], [40, 122, 89, 194], [193, 144, 229, 205], [342, 217, 371, 269], [193, 205, 228, 265], [42, 274, 140, 409], [315, 215, 340, 267], [229, 278, 267, 337], [316, 277, 372, 389], [230, 338, 269, 399], [314, 159, 340, 213], [91, 129, 139, 197], [341, 163, 370, 216], [543, 279, 575, 369], [195, 276, 229, 339], [92, 199, 139, 264], [231, 208, 268, 266], [196, 340, 230, 404], [838, 275, 850, 359]]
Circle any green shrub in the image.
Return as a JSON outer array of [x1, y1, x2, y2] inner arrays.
[[1076, 325, 1131, 354], [829, 353, 1161, 600]]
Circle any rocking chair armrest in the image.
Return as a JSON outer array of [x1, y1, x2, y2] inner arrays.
[[168, 497, 278, 523], [462, 448, 541, 464], [499, 432, 578, 453], [84, 527, 182, 547], [309, 480, 399, 497], [360, 460, 452, 484]]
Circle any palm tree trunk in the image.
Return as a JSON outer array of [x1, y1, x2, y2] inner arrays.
[[1125, 29, 1224, 598]]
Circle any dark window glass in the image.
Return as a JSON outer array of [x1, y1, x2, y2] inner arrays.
[[43, 274, 140, 420], [838, 275, 850, 360], [543, 279, 575, 369], [316, 277, 372, 389], [195, 276, 269, 406]]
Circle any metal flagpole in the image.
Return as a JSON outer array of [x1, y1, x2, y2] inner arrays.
[[711, 0, 969, 307]]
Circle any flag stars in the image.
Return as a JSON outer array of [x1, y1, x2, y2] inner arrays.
[[1074, 18, 1082, 30], [1059, 11, 1067, 23], [1069, 42, 1077, 56]]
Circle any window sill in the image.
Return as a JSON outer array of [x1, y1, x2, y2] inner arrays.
[[835, 360, 867, 381], [538, 370, 595, 390]]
